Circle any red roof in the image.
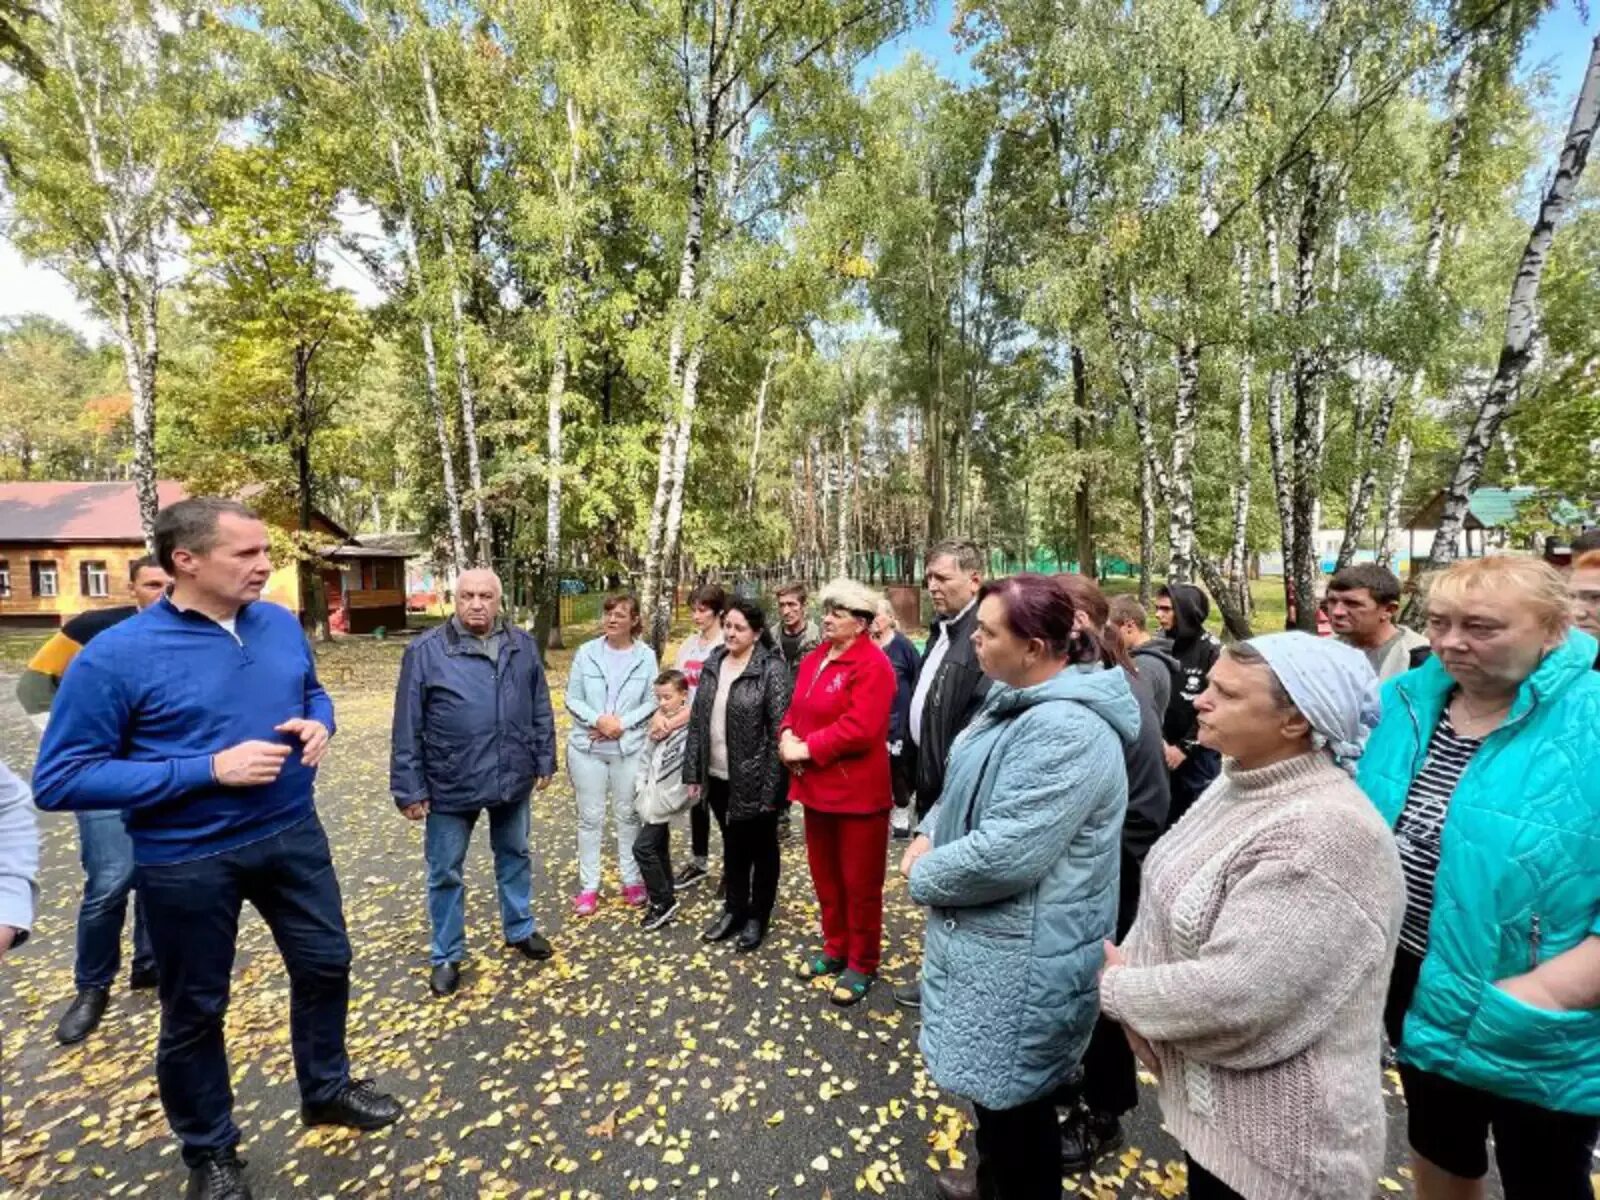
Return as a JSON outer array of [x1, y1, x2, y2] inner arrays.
[[0, 481, 190, 542]]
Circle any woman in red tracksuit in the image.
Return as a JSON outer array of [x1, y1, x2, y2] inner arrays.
[[779, 578, 897, 1006]]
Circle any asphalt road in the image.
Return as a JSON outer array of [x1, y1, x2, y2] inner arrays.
[[0, 643, 1485, 1199]]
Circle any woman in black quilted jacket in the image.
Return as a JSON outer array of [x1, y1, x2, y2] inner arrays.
[[683, 597, 794, 951]]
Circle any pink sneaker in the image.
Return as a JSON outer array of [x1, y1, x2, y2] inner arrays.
[[573, 891, 599, 916], [622, 884, 649, 907]]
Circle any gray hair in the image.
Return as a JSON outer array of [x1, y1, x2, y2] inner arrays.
[[927, 539, 983, 575], [154, 498, 259, 575]]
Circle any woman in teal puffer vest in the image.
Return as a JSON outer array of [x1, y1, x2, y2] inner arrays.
[[1359, 556, 1600, 1200], [903, 574, 1136, 1200]]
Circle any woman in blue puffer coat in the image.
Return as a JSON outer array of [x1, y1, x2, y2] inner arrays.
[[902, 574, 1136, 1200]]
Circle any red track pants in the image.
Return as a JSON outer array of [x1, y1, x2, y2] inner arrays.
[[802, 807, 889, 974]]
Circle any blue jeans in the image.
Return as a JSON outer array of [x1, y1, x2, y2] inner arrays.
[[424, 799, 535, 965], [137, 815, 352, 1166], [567, 745, 643, 892], [75, 810, 156, 990]]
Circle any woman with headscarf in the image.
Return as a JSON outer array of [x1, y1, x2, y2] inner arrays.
[[781, 578, 897, 1007], [1099, 632, 1404, 1200]]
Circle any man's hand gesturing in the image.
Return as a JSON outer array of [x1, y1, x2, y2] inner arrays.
[[275, 718, 332, 767], [212, 740, 293, 787]]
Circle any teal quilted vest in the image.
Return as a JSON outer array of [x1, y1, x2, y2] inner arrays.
[[1357, 629, 1600, 1116]]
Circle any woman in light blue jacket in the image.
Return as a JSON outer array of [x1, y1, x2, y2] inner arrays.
[[566, 594, 659, 916], [902, 575, 1135, 1200]]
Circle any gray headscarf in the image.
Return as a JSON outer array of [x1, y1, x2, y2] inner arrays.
[[1249, 632, 1382, 774]]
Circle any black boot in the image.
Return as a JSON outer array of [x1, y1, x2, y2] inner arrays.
[[301, 1079, 403, 1131], [129, 965, 160, 991], [734, 918, 765, 953], [55, 987, 110, 1045], [507, 933, 553, 961], [701, 911, 739, 942], [185, 1149, 252, 1200], [1060, 1108, 1122, 1171], [429, 963, 461, 996]]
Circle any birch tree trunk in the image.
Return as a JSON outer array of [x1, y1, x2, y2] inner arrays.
[[1376, 432, 1411, 570], [420, 50, 491, 565], [834, 430, 850, 578], [1103, 274, 1168, 595], [1228, 249, 1254, 615], [540, 94, 584, 652], [1167, 335, 1201, 585], [1287, 166, 1327, 632], [387, 134, 466, 571], [1071, 345, 1096, 578], [744, 356, 774, 512], [1423, 36, 1600, 573]]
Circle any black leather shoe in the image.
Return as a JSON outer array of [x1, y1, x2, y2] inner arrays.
[[129, 965, 160, 991], [700, 911, 739, 942], [508, 933, 553, 961], [301, 1079, 403, 1131], [1060, 1108, 1122, 1171], [428, 963, 461, 996], [185, 1149, 252, 1199], [933, 1167, 979, 1200], [55, 987, 110, 1045], [891, 981, 921, 1009], [734, 918, 765, 953]]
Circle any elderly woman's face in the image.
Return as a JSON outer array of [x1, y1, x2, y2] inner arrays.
[[822, 607, 864, 646], [1193, 653, 1304, 764], [1425, 590, 1561, 694]]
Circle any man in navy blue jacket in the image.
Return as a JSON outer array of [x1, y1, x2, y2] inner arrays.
[[33, 497, 400, 1200], [390, 567, 556, 997]]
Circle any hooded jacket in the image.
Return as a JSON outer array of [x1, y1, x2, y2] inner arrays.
[[1358, 628, 1600, 1116], [912, 665, 1138, 1110], [683, 642, 793, 821], [1130, 637, 1181, 723], [1159, 585, 1222, 752]]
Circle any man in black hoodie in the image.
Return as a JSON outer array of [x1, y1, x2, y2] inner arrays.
[[1154, 584, 1222, 826]]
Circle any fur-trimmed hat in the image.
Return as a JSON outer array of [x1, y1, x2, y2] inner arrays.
[[819, 578, 883, 622]]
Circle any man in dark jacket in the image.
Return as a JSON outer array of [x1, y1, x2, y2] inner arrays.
[[894, 539, 991, 1009], [1108, 595, 1180, 721], [1154, 584, 1222, 826], [390, 569, 557, 997]]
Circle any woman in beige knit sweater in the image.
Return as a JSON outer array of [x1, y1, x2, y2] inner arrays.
[[1099, 632, 1404, 1200]]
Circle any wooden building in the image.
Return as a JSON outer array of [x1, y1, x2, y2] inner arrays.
[[0, 481, 412, 633]]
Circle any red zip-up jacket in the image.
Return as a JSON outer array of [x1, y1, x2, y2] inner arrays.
[[780, 634, 895, 815]]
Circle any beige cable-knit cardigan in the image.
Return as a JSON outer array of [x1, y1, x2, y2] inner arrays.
[[1100, 751, 1403, 1200]]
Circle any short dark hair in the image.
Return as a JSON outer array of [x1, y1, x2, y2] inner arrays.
[[927, 539, 983, 576], [689, 582, 728, 615], [1327, 563, 1402, 608], [655, 668, 688, 693], [128, 554, 164, 582], [724, 596, 768, 635], [1108, 595, 1146, 627], [775, 581, 808, 603], [153, 497, 259, 575]]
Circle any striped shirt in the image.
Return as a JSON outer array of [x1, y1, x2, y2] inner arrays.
[[1394, 709, 1482, 956]]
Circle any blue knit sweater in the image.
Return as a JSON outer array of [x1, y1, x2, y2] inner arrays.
[[32, 596, 336, 866]]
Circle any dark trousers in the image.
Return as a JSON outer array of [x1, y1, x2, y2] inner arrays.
[[137, 815, 352, 1165], [1080, 851, 1143, 1117], [690, 782, 729, 861], [1167, 746, 1221, 827], [633, 821, 675, 910], [1386, 945, 1600, 1197], [1186, 1156, 1245, 1199], [722, 813, 780, 924], [973, 1096, 1063, 1200]]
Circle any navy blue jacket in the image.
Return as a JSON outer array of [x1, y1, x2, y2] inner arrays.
[[881, 631, 920, 746], [390, 620, 556, 813], [32, 597, 335, 866]]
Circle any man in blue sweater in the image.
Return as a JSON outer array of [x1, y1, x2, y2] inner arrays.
[[32, 497, 401, 1200]]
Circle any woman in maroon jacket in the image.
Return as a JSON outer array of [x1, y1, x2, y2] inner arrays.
[[780, 578, 897, 1006]]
